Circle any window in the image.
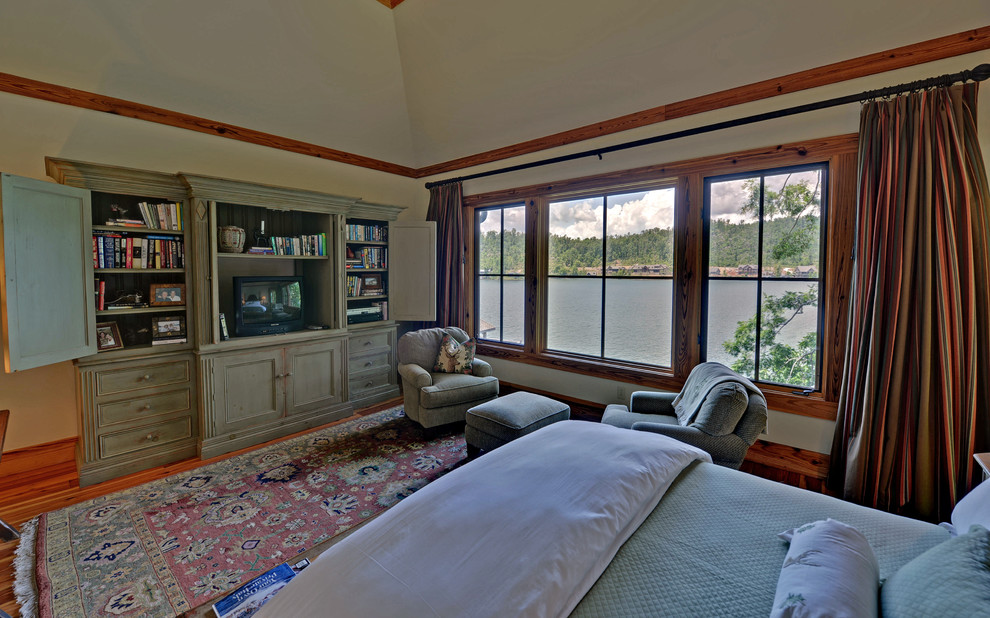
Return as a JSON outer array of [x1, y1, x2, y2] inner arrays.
[[547, 186, 675, 366], [703, 163, 826, 389], [464, 135, 855, 415], [475, 204, 525, 344]]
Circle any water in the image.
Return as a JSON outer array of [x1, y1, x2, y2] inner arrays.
[[478, 277, 819, 370]]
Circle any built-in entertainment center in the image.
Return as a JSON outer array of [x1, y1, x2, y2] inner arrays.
[[29, 158, 418, 485]]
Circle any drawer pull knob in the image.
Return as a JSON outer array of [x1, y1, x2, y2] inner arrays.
[[141, 374, 151, 381], [275, 374, 284, 379], [143, 404, 152, 410], [364, 361, 374, 367], [285, 372, 293, 377], [363, 341, 371, 346], [365, 381, 373, 387], [145, 433, 160, 442]]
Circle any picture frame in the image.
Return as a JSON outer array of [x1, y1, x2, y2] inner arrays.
[[150, 283, 185, 306], [96, 322, 124, 351], [360, 275, 383, 295], [151, 315, 187, 345]]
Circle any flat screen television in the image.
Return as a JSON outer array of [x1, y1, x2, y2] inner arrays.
[[232, 276, 305, 337]]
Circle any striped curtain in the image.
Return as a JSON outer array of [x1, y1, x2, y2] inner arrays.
[[426, 182, 465, 328], [829, 83, 990, 522]]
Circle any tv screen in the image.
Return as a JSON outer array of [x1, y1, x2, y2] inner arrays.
[[233, 276, 305, 336]]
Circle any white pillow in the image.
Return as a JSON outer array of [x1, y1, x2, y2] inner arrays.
[[948, 477, 990, 536], [771, 518, 879, 618]]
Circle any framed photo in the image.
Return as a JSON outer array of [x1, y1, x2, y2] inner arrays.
[[151, 316, 187, 345], [360, 275, 383, 295], [150, 283, 185, 306], [96, 322, 124, 351]]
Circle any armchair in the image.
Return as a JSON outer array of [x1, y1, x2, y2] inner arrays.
[[396, 327, 499, 429], [602, 362, 767, 469]]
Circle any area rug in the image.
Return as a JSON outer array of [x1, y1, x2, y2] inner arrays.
[[14, 406, 465, 617]]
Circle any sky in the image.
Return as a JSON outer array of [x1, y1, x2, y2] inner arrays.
[[479, 169, 821, 239]]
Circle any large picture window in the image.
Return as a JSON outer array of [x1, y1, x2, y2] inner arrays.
[[704, 163, 826, 389], [547, 186, 675, 366], [464, 135, 855, 416], [476, 204, 525, 344]]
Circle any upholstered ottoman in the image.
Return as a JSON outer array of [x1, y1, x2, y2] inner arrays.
[[465, 391, 571, 457]]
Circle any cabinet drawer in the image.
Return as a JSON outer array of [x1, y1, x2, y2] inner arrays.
[[97, 389, 192, 427], [349, 369, 392, 396], [98, 415, 193, 459], [349, 331, 391, 354], [348, 351, 391, 376], [96, 360, 191, 396]]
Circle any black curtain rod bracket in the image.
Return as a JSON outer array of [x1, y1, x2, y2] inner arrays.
[[425, 63, 990, 190]]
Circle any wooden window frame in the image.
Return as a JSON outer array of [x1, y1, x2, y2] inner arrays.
[[463, 134, 858, 420]]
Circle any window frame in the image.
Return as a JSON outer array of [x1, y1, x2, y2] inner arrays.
[[462, 134, 859, 420], [701, 162, 829, 391], [474, 202, 527, 346]]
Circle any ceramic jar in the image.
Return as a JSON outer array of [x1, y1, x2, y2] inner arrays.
[[218, 226, 246, 253]]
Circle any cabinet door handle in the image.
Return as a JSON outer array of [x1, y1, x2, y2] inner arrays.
[[285, 372, 293, 377], [144, 433, 160, 442], [275, 374, 285, 379]]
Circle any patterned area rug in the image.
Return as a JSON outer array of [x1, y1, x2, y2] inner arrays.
[[20, 407, 465, 617]]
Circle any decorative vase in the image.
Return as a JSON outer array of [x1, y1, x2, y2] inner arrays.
[[218, 226, 246, 253]]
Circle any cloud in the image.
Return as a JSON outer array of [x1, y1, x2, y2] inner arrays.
[[550, 188, 675, 239]]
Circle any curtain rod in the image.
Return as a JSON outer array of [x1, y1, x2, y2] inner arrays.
[[425, 63, 990, 189]]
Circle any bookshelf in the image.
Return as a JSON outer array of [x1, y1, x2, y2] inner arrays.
[[345, 219, 389, 325], [90, 192, 191, 352]]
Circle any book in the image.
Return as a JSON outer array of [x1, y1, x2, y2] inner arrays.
[[211, 560, 309, 618]]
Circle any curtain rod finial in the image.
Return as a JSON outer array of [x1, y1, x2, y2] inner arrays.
[[969, 64, 990, 83]]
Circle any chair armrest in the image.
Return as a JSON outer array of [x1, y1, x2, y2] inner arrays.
[[470, 358, 493, 377], [397, 363, 433, 389], [629, 391, 677, 415]]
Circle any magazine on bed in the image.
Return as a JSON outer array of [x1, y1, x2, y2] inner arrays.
[[212, 558, 310, 617]]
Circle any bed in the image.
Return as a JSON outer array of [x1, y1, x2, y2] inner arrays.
[[256, 420, 988, 617]]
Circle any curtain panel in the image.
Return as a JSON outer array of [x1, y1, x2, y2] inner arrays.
[[426, 182, 465, 329], [829, 84, 990, 522]]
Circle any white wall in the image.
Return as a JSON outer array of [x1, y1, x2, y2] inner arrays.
[[421, 52, 990, 453], [0, 91, 423, 451], [395, 0, 990, 163]]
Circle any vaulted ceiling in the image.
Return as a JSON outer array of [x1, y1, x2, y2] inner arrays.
[[1, 1, 988, 171]]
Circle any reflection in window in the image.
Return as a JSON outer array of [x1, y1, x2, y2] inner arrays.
[[705, 164, 826, 389], [476, 204, 525, 344], [547, 187, 675, 366]]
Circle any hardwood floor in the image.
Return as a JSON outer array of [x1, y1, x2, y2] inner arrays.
[[0, 398, 400, 617]]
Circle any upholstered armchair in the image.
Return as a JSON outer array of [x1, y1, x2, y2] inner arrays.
[[396, 326, 499, 429], [602, 362, 767, 469]]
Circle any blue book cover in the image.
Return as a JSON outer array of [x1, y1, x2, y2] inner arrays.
[[211, 562, 296, 618]]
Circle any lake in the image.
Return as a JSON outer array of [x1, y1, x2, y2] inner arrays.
[[478, 277, 819, 374]]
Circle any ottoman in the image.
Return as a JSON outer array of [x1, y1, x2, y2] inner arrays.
[[465, 391, 571, 457]]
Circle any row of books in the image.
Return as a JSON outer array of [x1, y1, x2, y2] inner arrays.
[[345, 246, 387, 269], [345, 223, 387, 242], [104, 201, 183, 231], [268, 234, 327, 256], [345, 275, 385, 298], [93, 232, 185, 270]]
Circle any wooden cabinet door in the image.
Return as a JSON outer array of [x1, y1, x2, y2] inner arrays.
[[389, 221, 436, 322], [210, 348, 284, 434], [0, 174, 95, 371], [285, 339, 344, 416]]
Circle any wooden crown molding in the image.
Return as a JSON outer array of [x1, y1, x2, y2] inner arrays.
[[0, 26, 986, 180], [375, 0, 407, 8]]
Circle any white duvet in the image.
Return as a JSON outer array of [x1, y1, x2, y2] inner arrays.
[[257, 420, 711, 618]]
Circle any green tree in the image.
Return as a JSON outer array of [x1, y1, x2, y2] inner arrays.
[[722, 173, 821, 387]]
